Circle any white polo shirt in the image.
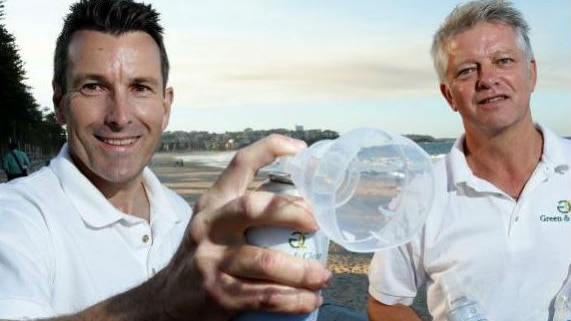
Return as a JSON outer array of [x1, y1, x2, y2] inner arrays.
[[0, 145, 192, 319], [368, 125, 571, 321]]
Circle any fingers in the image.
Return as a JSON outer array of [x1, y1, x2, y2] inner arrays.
[[196, 134, 306, 211], [212, 276, 324, 314], [208, 191, 317, 244], [179, 134, 331, 316], [220, 245, 331, 291], [188, 188, 332, 314], [196, 245, 330, 314], [189, 190, 317, 248]]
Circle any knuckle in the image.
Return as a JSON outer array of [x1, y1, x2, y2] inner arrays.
[[264, 133, 284, 145], [191, 246, 231, 305], [236, 194, 257, 220], [228, 148, 249, 169], [187, 213, 209, 245], [193, 194, 209, 212], [255, 249, 279, 276], [258, 286, 282, 310], [202, 272, 226, 302]]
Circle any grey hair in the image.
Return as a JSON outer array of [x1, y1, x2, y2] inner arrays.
[[431, 0, 534, 83]]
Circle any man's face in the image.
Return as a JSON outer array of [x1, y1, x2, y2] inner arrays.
[[439, 22, 537, 136], [54, 30, 172, 187]]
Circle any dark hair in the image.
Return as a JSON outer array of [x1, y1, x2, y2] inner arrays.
[[53, 0, 169, 93], [9, 142, 18, 150], [431, 0, 533, 83]]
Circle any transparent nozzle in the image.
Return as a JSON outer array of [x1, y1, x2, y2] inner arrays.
[[277, 128, 435, 253]]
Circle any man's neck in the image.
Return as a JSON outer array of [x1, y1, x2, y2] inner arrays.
[[464, 123, 543, 199], [104, 180, 151, 222]]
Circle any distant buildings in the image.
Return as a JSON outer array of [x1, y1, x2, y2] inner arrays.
[[159, 127, 339, 152], [159, 127, 440, 152]]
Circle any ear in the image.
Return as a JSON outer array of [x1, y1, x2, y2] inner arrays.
[[439, 83, 458, 112], [52, 83, 67, 125], [161, 87, 173, 131], [529, 58, 537, 92]]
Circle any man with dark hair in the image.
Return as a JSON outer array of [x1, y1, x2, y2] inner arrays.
[[52, 0, 170, 96], [0, 0, 331, 319], [2, 141, 30, 181], [367, 1, 571, 320]]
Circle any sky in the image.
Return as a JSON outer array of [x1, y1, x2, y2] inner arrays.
[[3, 0, 570, 138]]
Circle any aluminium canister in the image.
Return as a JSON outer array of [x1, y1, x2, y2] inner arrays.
[[234, 172, 329, 321]]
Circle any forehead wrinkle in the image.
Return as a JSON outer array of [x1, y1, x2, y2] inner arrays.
[[67, 30, 163, 89]]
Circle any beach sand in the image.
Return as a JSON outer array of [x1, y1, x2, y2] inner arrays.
[[150, 152, 431, 319]]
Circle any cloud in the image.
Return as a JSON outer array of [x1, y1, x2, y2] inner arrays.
[[166, 28, 439, 108], [164, 15, 570, 111]]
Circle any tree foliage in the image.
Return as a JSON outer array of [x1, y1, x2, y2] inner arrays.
[[0, 0, 65, 158]]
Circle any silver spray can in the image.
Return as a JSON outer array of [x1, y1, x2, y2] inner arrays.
[[234, 171, 330, 321]]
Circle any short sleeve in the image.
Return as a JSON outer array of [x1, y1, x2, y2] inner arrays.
[[0, 192, 56, 319], [367, 237, 426, 306]]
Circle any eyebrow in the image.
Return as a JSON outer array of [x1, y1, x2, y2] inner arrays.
[[69, 73, 106, 89], [455, 48, 520, 65], [131, 77, 161, 88], [491, 48, 519, 56], [69, 74, 161, 88]]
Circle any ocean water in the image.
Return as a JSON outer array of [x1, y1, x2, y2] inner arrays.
[[418, 140, 455, 159], [179, 150, 236, 169], [179, 140, 455, 169]]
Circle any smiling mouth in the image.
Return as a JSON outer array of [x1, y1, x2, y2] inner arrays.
[[479, 95, 508, 105], [96, 136, 139, 146]]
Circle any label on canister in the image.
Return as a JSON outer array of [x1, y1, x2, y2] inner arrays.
[[234, 173, 329, 321]]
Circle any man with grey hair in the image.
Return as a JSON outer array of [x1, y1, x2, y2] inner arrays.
[[367, 1, 570, 320]]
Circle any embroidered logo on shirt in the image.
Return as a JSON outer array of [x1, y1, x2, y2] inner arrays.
[[540, 200, 570, 222], [557, 200, 571, 214]]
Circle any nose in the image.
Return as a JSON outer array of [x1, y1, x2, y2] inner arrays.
[[104, 91, 132, 130], [476, 63, 498, 90]]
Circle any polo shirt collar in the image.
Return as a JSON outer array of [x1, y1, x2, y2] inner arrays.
[[448, 123, 568, 193], [537, 124, 570, 176], [50, 144, 181, 228], [143, 164, 182, 228], [448, 134, 476, 190]]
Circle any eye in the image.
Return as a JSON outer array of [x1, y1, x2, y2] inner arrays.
[[131, 83, 156, 96], [133, 84, 150, 92], [457, 66, 476, 79], [80, 82, 105, 95], [497, 57, 514, 66]]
